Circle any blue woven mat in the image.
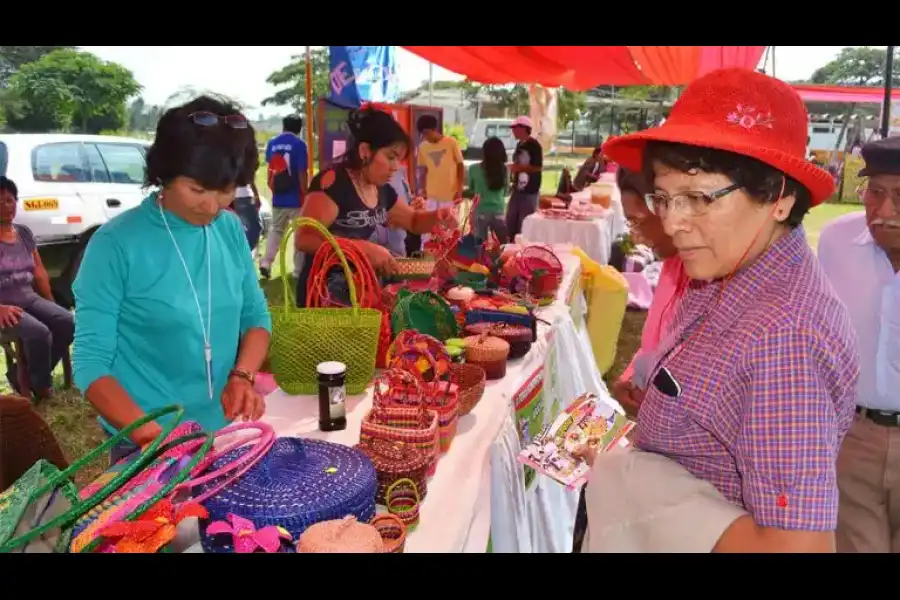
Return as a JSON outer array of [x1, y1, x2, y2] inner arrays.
[[199, 437, 377, 553]]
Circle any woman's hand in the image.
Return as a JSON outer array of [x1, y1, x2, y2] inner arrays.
[[612, 379, 645, 417], [411, 196, 426, 210], [435, 206, 458, 229], [221, 377, 266, 422], [0, 304, 23, 328], [363, 242, 398, 276]]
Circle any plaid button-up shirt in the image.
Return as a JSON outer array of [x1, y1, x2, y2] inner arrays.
[[633, 226, 859, 531]]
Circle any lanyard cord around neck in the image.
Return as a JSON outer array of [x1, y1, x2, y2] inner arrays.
[[158, 199, 213, 401]]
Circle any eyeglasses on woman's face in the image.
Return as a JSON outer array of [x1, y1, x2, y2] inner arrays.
[[644, 183, 741, 218]]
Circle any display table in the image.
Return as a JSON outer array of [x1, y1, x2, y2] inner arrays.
[[179, 251, 612, 553], [521, 174, 628, 265]]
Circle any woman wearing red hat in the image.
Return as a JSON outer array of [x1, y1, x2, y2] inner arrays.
[[593, 68, 859, 552]]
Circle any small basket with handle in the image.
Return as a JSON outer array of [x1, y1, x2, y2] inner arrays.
[[268, 217, 383, 395], [386, 478, 421, 531], [360, 371, 440, 476], [372, 513, 407, 553]]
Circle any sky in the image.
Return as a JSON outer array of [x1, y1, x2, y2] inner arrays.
[[79, 46, 856, 117]]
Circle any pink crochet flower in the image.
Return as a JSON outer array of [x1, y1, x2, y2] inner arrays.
[[206, 514, 292, 553]]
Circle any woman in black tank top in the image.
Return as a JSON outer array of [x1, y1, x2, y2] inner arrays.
[[294, 107, 458, 307]]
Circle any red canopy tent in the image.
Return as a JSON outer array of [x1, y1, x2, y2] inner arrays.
[[791, 84, 886, 105], [402, 46, 767, 89]]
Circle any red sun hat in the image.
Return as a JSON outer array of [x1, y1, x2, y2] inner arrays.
[[602, 68, 835, 206]]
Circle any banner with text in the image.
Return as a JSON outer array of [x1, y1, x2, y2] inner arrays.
[[328, 46, 400, 109]]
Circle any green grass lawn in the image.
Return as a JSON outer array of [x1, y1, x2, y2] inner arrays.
[[20, 166, 864, 485]]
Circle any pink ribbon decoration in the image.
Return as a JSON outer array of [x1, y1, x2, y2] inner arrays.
[[206, 514, 292, 553]]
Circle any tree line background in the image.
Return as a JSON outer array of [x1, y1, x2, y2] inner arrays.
[[0, 46, 895, 155]]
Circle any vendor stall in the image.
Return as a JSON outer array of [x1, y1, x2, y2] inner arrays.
[[522, 174, 628, 265], [176, 249, 608, 553]]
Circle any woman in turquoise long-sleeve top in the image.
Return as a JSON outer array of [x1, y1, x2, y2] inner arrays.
[[72, 95, 272, 453]]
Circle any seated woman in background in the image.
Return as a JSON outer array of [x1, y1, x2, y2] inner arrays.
[[612, 166, 688, 415], [0, 176, 74, 401], [294, 107, 457, 307], [573, 144, 607, 191], [468, 136, 509, 243], [73, 96, 272, 460]]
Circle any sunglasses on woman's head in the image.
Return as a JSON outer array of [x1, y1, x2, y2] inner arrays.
[[189, 111, 249, 129]]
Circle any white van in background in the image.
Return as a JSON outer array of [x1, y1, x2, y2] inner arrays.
[[464, 118, 517, 161], [0, 133, 273, 308]]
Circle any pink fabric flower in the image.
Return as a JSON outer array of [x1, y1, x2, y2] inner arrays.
[[206, 514, 292, 553]]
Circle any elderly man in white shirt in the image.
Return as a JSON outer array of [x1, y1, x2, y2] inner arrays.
[[818, 136, 900, 553]]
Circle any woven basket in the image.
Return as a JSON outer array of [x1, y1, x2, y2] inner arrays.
[[269, 217, 382, 395], [386, 478, 421, 531], [393, 253, 437, 281], [296, 516, 384, 553], [372, 513, 407, 553], [391, 291, 459, 342], [356, 436, 430, 505], [386, 331, 451, 382], [360, 375, 440, 476], [385, 342, 458, 453], [465, 322, 534, 360], [464, 334, 510, 381], [449, 363, 486, 416], [199, 437, 378, 553]]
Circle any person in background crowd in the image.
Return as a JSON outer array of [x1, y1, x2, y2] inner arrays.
[[0, 176, 74, 401], [598, 68, 858, 552], [468, 136, 509, 243], [507, 115, 543, 241], [294, 108, 457, 308], [818, 136, 900, 553], [371, 168, 414, 257], [260, 115, 308, 280], [611, 167, 687, 414], [73, 96, 271, 461], [231, 182, 262, 251], [408, 115, 464, 255], [573, 144, 607, 191]]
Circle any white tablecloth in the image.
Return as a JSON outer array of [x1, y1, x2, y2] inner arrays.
[[180, 251, 612, 553], [521, 174, 628, 266]]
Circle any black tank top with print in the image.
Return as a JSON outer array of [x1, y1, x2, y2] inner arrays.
[[295, 166, 398, 307]]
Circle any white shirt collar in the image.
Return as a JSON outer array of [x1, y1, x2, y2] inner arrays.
[[853, 224, 876, 246]]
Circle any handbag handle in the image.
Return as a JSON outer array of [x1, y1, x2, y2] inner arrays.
[[279, 217, 360, 315], [172, 421, 276, 504], [77, 431, 217, 553], [0, 405, 185, 553]]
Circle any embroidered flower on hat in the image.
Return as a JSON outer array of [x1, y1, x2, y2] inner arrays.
[[727, 104, 774, 130]]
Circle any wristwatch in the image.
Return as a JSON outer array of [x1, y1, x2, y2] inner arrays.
[[229, 368, 256, 385]]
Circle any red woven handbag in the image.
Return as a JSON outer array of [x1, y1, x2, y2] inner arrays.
[[306, 238, 392, 367]]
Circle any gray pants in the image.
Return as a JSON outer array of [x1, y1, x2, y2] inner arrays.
[[3, 295, 74, 391], [261, 207, 302, 277], [505, 191, 539, 242], [474, 213, 508, 244]]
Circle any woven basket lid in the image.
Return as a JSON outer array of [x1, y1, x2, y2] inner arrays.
[[465, 323, 532, 344], [199, 438, 378, 540], [464, 334, 510, 362], [297, 516, 384, 553]]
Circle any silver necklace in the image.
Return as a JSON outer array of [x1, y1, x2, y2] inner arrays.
[[158, 197, 214, 401]]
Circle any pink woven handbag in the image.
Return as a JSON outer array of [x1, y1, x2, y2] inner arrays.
[[69, 421, 276, 553]]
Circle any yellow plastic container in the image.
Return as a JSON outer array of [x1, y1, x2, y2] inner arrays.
[[571, 248, 628, 376]]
